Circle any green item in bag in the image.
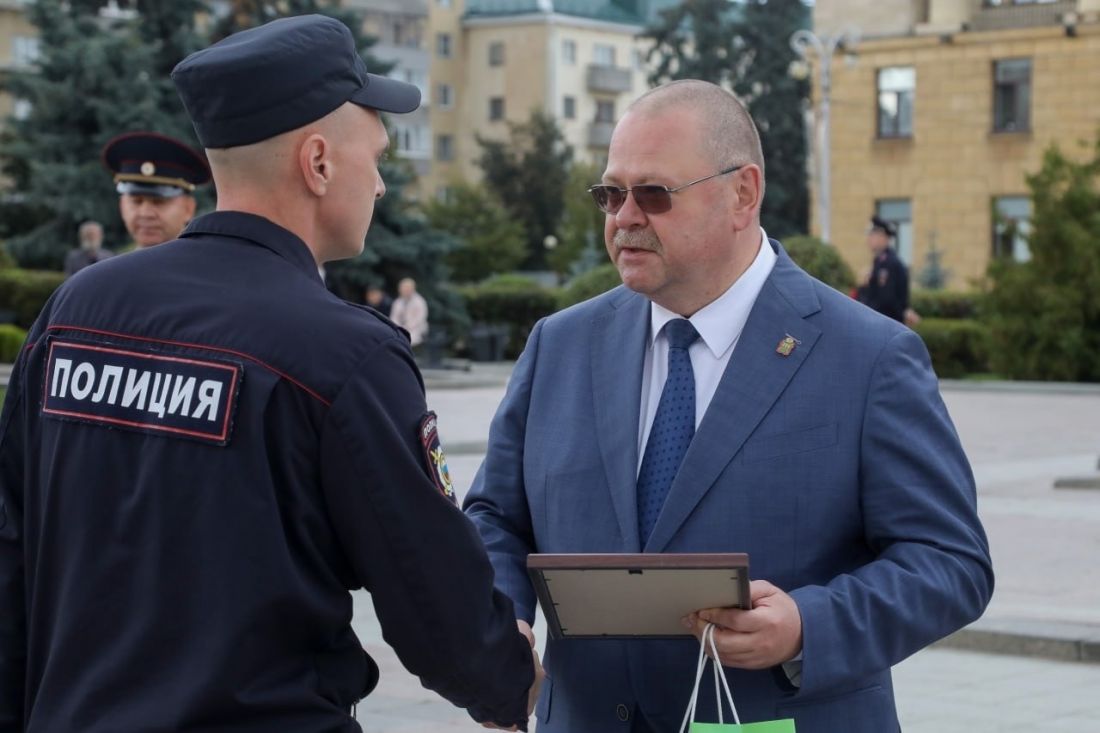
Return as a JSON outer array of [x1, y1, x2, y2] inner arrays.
[[690, 719, 796, 732]]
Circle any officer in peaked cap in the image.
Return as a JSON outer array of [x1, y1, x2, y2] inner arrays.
[[101, 131, 211, 248], [1, 14, 540, 733], [856, 214, 911, 322]]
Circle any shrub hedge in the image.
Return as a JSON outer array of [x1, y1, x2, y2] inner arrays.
[[913, 318, 990, 379], [559, 264, 622, 308], [0, 269, 66, 328], [0, 324, 27, 363], [460, 276, 559, 359], [910, 290, 984, 320]]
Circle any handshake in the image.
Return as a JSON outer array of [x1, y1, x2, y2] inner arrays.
[[479, 620, 545, 732]]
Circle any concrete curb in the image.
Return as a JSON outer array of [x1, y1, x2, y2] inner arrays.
[[939, 379, 1100, 395], [934, 618, 1100, 664]]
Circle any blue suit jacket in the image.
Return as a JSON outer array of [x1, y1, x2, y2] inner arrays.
[[465, 242, 993, 733]]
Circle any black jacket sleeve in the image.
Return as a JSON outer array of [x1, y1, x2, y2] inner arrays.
[[318, 336, 533, 729]]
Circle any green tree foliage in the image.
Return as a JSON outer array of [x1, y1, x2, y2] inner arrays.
[[476, 110, 573, 269], [551, 162, 606, 279], [735, 0, 810, 239], [643, 0, 743, 84], [782, 235, 855, 292], [984, 139, 1100, 381], [1, 0, 204, 267], [422, 182, 526, 283], [642, 0, 810, 238]]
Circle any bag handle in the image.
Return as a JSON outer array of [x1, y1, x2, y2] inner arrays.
[[679, 623, 742, 733]]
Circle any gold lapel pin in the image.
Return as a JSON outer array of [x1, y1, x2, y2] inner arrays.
[[776, 334, 800, 357]]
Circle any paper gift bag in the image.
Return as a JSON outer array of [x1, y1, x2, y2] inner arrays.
[[681, 624, 797, 733]]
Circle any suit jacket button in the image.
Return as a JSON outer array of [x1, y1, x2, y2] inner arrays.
[[616, 704, 630, 722]]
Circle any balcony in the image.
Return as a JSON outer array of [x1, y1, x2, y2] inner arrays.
[[586, 64, 632, 94], [968, 0, 1077, 32], [588, 121, 615, 148]]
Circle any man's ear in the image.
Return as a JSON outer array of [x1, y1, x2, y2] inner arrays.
[[182, 195, 197, 219], [730, 164, 763, 229], [298, 133, 332, 197]]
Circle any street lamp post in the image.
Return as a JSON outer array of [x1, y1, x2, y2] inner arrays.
[[790, 28, 859, 245]]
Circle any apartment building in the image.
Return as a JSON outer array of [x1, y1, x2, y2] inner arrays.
[[814, 0, 1100, 284], [348, 0, 433, 182], [0, 0, 38, 123], [427, 0, 677, 198]]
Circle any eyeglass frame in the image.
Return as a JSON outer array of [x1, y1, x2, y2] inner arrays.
[[587, 164, 746, 215]]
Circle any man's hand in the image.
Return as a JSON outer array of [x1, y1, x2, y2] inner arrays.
[[482, 620, 544, 731], [681, 580, 802, 669]]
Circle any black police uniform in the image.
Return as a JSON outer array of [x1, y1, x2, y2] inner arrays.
[[0, 213, 532, 731], [859, 246, 910, 323]]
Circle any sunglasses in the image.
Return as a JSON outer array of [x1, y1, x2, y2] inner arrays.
[[587, 164, 745, 215]]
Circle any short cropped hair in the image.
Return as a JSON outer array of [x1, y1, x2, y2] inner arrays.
[[627, 80, 765, 179]]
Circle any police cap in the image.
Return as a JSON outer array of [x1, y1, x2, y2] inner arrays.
[[870, 216, 897, 238], [171, 14, 421, 149], [102, 132, 211, 198]]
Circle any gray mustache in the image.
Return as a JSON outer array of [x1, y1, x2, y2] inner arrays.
[[613, 230, 662, 253]]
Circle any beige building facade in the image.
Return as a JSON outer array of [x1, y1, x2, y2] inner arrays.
[[427, 0, 669, 198], [0, 1, 39, 123], [813, 0, 1100, 286]]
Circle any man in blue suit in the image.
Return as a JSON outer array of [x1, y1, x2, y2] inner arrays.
[[464, 80, 993, 733]]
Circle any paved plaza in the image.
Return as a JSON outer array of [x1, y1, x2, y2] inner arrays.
[[348, 372, 1100, 731]]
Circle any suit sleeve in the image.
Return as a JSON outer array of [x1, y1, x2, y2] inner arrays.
[[0, 337, 30, 730], [463, 320, 543, 622], [789, 328, 993, 695], [319, 335, 533, 729]]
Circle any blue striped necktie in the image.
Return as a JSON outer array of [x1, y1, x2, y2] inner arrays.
[[637, 318, 699, 544]]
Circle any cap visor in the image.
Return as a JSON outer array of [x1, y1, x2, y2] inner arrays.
[[351, 73, 421, 114]]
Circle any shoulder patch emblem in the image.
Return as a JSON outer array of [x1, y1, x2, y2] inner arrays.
[[419, 411, 456, 504], [41, 339, 242, 446]]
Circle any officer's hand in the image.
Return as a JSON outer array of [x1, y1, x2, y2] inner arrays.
[[681, 580, 803, 670], [480, 621, 544, 731]]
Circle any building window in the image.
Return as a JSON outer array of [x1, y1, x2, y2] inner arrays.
[[437, 0, 451, 7], [595, 99, 615, 123], [562, 39, 577, 65], [436, 134, 454, 161], [877, 67, 914, 138], [489, 41, 505, 67], [394, 124, 430, 158], [593, 43, 616, 67], [633, 48, 646, 71], [489, 97, 505, 121], [436, 33, 452, 58], [437, 83, 453, 108], [563, 96, 576, 120], [12, 36, 40, 68], [875, 199, 913, 265], [993, 58, 1031, 132], [993, 196, 1032, 262]]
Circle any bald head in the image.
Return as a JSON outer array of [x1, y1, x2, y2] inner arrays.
[[627, 80, 765, 182]]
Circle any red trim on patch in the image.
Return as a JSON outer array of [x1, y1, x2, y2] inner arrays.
[[45, 325, 330, 407], [42, 341, 239, 443]]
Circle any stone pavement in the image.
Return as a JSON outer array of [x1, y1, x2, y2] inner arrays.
[[349, 367, 1100, 731]]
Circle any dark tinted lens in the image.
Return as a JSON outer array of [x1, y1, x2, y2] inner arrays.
[[590, 186, 626, 213], [631, 185, 673, 214]]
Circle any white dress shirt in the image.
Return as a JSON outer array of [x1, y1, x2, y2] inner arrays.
[[637, 228, 777, 471]]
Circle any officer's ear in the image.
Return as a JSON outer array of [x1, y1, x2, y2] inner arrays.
[[298, 133, 333, 197]]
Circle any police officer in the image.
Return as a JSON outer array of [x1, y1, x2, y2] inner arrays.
[[856, 215, 910, 323], [0, 15, 539, 733], [102, 131, 211, 248]]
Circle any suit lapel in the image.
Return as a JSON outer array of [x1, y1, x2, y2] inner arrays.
[[590, 289, 650, 552], [646, 246, 823, 552]]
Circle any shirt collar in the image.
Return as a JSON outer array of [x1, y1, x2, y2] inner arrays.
[[181, 211, 322, 283], [649, 227, 778, 358]]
